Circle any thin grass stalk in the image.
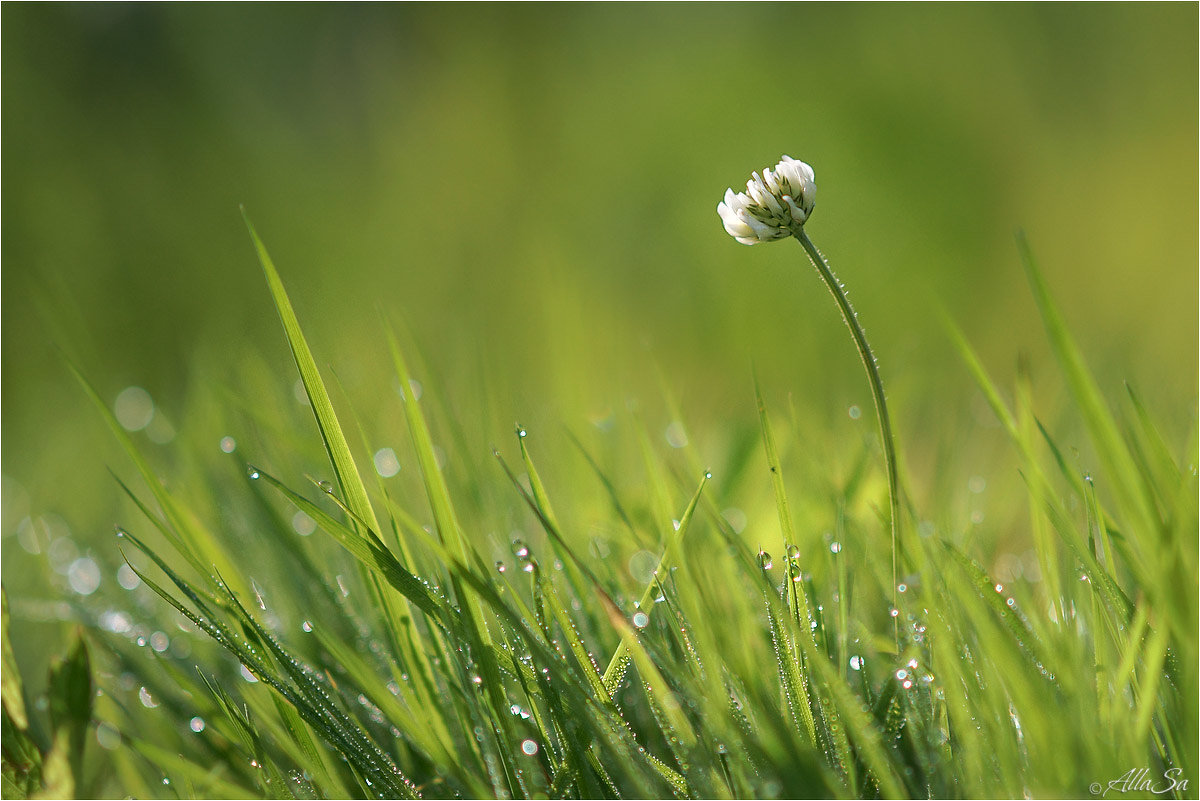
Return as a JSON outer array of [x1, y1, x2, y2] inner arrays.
[[793, 228, 903, 643]]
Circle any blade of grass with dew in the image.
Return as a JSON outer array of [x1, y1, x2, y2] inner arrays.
[[242, 214, 445, 765], [119, 528, 420, 799], [516, 428, 594, 614], [242, 212, 379, 535], [248, 467, 454, 627], [449, 558, 690, 795], [210, 567, 422, 799], [267, 692, 354, 800], [200, 677, 302, 800], [328, 369, 453, 722], [384, 321, 537, 797], [1016, 232, 1161, 542], [596, 591, 708, 793], [306, 623, 473, 788], [602, 471, 708, 696], [123, 734, 258, 799]]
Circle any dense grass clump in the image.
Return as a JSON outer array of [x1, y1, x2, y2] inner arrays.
[[2, 218, 1195, 800]]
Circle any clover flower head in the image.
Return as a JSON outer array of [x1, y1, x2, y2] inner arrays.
[[717, 155, 816, 245]]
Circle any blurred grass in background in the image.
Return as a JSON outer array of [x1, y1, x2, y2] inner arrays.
[[2, 1, 1196, 754]]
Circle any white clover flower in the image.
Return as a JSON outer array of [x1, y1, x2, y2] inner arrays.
[[717, 155, 817, 245]]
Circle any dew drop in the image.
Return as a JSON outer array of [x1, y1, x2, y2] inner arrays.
[[138, 687, 158, 708], [704, 470, 713, 480], [829, 541, 842, 554], [848, 405, 862, 420], [632, 612, 649, 628], [247, 465, 261, 480], [219, 436, 237, 454], [319, 480, 335, 494], [786, 544, 800, 560], [511, 540, 530, 559], [757, 550, 773, 570], [849, 655, 863, 671], [495, 561, 507, 573], [889, 607, 900, 618], [189, 716, 206, 733], [301, 620, 314, 633], [521, 739, 538, 755], [897, 583, 908, 593]]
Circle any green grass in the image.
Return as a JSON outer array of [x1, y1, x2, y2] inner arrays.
[[3, 218, 1196, 800]]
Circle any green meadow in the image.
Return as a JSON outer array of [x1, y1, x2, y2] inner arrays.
[[2, 5, 1196, 798]]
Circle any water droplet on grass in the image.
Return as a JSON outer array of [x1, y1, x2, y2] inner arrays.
[[757, 550, 773, 570], [301, 621, 314, 632], [319, 480, 334, 494], [495, 561, 507, 573], [189, 716, 205, 733], [632, 612, 649, 628], [521, 739, 538, 755], [829, 541, 842, 554], [848, 405, 862, 420], [849, 655, 863, 671], [786, 544, 800, 559], [511, 539, 529, 559], [247, 466, 261, 480]]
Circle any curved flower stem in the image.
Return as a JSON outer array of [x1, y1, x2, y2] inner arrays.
[[793, 228, 903, 646]]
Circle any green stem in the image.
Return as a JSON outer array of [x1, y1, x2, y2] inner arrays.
[[793, 228, 903, 644]]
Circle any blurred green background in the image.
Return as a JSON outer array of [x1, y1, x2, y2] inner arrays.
[[2, 2, 1196, 708]]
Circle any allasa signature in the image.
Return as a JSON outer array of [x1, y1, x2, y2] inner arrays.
[[1090, 768, 1189, 797]]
